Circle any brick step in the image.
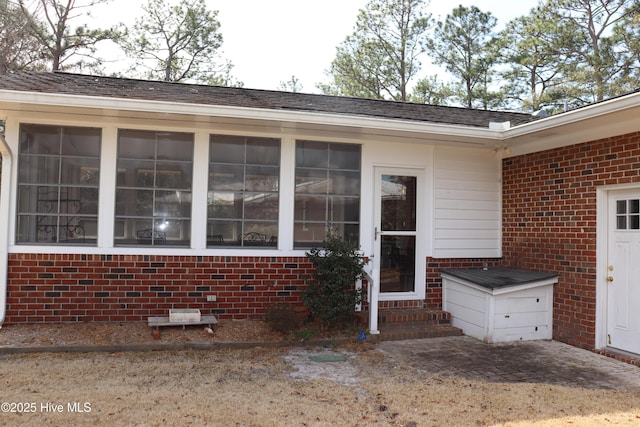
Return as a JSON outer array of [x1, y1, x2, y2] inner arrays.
[[378, 324, 463, 341], [356, 309, 463, 341]]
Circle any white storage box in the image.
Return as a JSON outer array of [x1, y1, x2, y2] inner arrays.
[[442, 269, 558, 343], [169, 308, 201, 323]]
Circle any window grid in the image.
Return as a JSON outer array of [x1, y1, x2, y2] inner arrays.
[[616, 199, 640, 230], [294, 140, 361, 248], [16, 124, 101, 245], [207, 135, 280, 247], [115, 130, 194, 246]]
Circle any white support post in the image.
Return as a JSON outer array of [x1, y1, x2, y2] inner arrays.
[[363, 265, 380, 335]]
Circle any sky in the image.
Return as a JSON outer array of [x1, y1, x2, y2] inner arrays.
[[94, 0, 542, 92]]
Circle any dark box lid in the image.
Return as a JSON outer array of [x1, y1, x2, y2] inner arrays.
[[441, 268, 559, 290]]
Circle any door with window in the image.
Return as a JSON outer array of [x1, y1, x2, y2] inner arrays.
[[374, 168, 425, 299], [607, 189, 640, 355]]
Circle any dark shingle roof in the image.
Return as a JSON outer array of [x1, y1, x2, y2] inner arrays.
[[0, 72, 537, 128]]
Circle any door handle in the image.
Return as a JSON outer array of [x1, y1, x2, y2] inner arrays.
[[374, 227, 378, 241], [607, 276, 614, 282]]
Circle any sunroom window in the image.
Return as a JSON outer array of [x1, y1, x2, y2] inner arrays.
[[294, 140, 360, 248], [16, 124, 101, 245], [207, 135, 280, 247], [115, 130, 194, 246]]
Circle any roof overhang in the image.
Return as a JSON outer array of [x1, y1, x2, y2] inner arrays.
[[1, 88, 638, 155], [0, 89, 505, 147], [504, 91, 640, 156]]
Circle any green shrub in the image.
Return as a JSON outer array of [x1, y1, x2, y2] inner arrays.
[[302, 234, 365, 329]]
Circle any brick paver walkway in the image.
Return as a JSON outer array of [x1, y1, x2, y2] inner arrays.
[[378, 336, 640, 390]]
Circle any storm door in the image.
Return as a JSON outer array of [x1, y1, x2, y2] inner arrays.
[[374, 168, 424, 298]]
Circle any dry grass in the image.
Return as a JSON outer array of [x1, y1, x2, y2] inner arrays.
[[0, 319, 287, 347], [0, 345, 639, 426]]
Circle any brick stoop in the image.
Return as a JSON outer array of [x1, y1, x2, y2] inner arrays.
[[358, 309, 463, 341]]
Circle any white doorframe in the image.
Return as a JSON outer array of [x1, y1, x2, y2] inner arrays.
[[372, 167, 426, 301], [596, 184, 640, 352]]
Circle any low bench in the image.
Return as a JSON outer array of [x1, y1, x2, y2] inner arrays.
[[148, 315, 218, 339]]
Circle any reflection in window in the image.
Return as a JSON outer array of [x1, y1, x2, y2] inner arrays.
[[294, 140, 360, 248], [16, 124, 101, 244], [115, 130, 193, 246], [617, 199, 640, 230], [381, 175, 417, 232], [207, 135, 280, 247]]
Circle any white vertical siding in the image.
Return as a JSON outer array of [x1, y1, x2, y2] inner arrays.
[[433, 146, 501, 258]]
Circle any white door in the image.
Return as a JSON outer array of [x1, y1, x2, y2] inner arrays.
[[373, 168, 425, 300], [607, 189, 640, 354]]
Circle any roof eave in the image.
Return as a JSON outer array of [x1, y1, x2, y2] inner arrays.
[[0, 89, 504, 144], [504, 91, 640, 155]]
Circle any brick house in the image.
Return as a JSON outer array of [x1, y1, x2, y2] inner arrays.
[[0, 72, 638, 357]]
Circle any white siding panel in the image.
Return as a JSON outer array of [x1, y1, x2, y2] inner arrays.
[[436, 219, 499, 230], [434, 146, 501, 258], [436, 170, 495, 185], [435, 189, 499, 202], [434, 229, 499, 239], [436, 199, 500, 211], [435, 209, 500, 221]]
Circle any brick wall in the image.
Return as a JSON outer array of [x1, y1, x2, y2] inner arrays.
[[6, 254, 313, 323], [502, 132, 640, 349]]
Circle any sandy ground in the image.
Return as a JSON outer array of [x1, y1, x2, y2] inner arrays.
[[0, 344, 638, 425], [0, 321, 639, 425]]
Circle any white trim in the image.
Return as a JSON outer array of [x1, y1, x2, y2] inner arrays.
[[595, 184, 640, 351], [98, 127, 118, 249], [596, 186, 608, 350], [505, 91, 640, 156], [373, 166, 427, 302], [0, 133, 13, 326], [7, 244, 309, 257], [279, 137, 296, 251], [191, 131, 209, 250], [506, 91, 640, 139]]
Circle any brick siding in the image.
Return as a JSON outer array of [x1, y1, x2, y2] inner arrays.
[[502, 132, 640, 349], [6, 254, 313, 323]]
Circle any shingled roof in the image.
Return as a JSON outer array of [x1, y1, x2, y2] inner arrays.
[[0, 72, 537, 128]]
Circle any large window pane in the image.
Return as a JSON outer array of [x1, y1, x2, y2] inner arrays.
[[330, 143, 361, 169], [295, 168, 328, 194], [16, 124, 101, 245], [330, 170, 360, 195], [209, 164, 244, 190], [207, 135, 280, 247], [115, 129, 193, 247], [296, 140, 328, 168], [61, 127, 101, 156], [17, 155, 59, 184], [294, 141, 361, 248]]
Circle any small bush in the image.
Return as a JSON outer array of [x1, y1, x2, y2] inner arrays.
[[302, 234, 365, 329], [265, 304, 304, 334]]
